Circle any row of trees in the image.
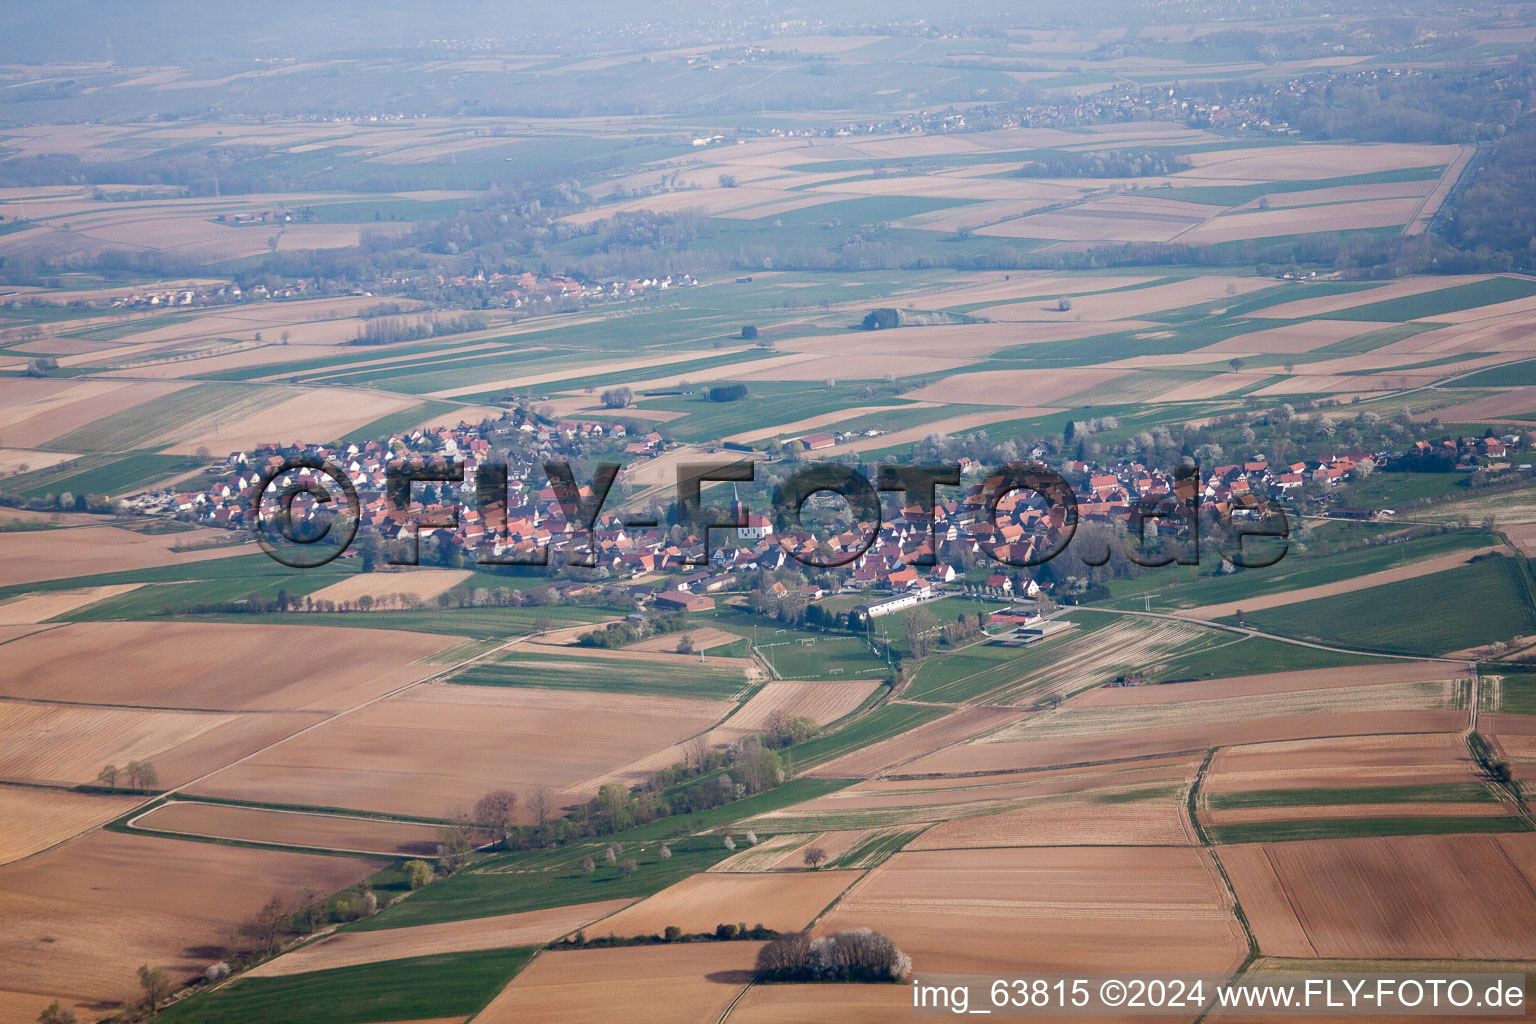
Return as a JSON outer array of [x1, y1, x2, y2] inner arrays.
[[96, 761, 158, 791]]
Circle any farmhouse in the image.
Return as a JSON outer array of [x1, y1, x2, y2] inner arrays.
[[655, 591, 715, 612]]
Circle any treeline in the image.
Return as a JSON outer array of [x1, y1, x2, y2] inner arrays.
[[553, 921, 778, 949], [352, 310, 490, 345], [1016, 149, 1193, 178]]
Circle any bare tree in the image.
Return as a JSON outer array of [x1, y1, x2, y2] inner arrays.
[[137, 965, 172, 1015], [436, 813, 476, 874], [96, 764, 118, 789], [620, 858, 637, 877], [241, 896, 290, 957], [802, 845, 828, 869], [530, 786, 554, 831], [472, 790, 518, 848]]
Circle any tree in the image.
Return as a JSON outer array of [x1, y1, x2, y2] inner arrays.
[[436, 813, 476, 874], [723, 835, 736, 851], [620, 858, 637, 877], [861, 308, 899, 331], [1228, 357, 1246, 373], [803, 845, 828, 869], [241, 896, 290, 957], [36, 1001, 77, 1024], [601, 386, 633, 409], [659, 844, 672, 860], [580, 855, 596, 873], [664, 924, 682, 942], [1057, 296, 1073, 312], [530, 786, 555, 831], [97, 764, 118, 789], [718, 174, 740, 188], [740, 325, 758, 340], [472, 790, 518, 848], [677, 632, 695, 654], [137, 966, 173, 1016], [405, 859, 434, 890]]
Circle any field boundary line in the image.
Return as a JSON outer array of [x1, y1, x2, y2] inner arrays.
[[23, 630, 527, 864]]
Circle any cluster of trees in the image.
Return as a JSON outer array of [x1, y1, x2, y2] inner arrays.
[[755, 928, 911, 983], [352, 310, 490, 345], [96, 761, 158, 792], [601, 385, 634, 408], [1016, 149, 1192, 178], [861, 307, 900, 330], [577, 609, 689, 649], [706, 383, 749, 403]]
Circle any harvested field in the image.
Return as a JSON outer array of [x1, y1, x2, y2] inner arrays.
[[904, 712, 1466, 777], [132, 801, 445, 856], [1204, 733, 1481, 794], [1071, 662, 1462, 709], [725, 983, 911, 1024], [0, 448, 76, 475], [975, 275, 1271, 321], [304, 569, 473, 608], [1414, 387, 1536, 423], [0, 584, 142, 624], [809, 705, 1026, 778], [756, 757, 1200, 835], [0, 787, 142, 866], [593, 870, 861, 936], [0, 830, 380, 1010], [1182, 142, 1458, 181], [625, 626, 741, 653], [156, 386, 419, 454], [818, 847, 1246, 974], [1223, 834, 1536, 958], [186, 683, 734, 819], [0, 524, 247, 586], [1196, 319, 1399, 356], [988, 678, 1459, 745], [244, 898, 635, 978], [0, 700, 323, 788], [911, 760, 1201, 849], [472, 942, 761, 1024], [1178, 197, 1421, 245], [0, 620, 454, 711], [902, 366, 1129, 406], [585, 678, 882, 791]]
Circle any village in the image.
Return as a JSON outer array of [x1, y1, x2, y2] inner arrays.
[[124, 401, 1535, 620]]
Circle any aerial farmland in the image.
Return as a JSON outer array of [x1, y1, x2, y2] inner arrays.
[[5, 2, 1536, 1022]]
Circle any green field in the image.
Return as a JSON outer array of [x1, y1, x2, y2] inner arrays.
[[5, 451, 207, 500], [904, 618, 1117, 703], [1101, 530, 1492, 612], [1206, 782, 1499, 810], [156, 946, 537, 1024], [1232, 553, 1536, 657], [1207, 816, 1532, 845], [754, 633, 887, 680], [451, 647, 749, 699], [1450, 357, 1536, 388], [1322, 276, 1536, 322], [782, 700, 947, 769]]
